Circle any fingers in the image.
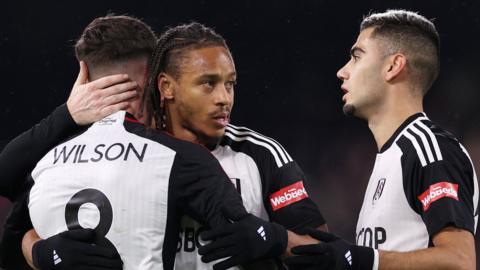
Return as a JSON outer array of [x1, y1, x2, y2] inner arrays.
[[284, 254, 331, 269], [291, 244, 329, 255], [84, 244, 121, 259], [91, 74, 130, 90], [201, 245, 235, 263], [101, 81, 139, 97], [74, 61, 89, 87], [307, 228, 338, 242], [212, 255, 241, 270], [68, 73, 139, 125], [79, 255, 123, 268], [101, 83, 139, 105], [198, 234, 236, 256], [199, 225, 235, 242], [62, 228, 96, 242], [74, 265, 123, 270], [100, 102, 130, 117], [221, 205, 248, 222]]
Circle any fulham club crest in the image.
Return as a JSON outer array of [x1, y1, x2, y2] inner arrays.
[[372, 178, 386, 205]]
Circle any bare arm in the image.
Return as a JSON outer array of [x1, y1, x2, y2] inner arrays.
[[286, 226, 475, 270], [378, 226, 475, 270], [21, 229, 40, 270], [284, 224, 328, 257]]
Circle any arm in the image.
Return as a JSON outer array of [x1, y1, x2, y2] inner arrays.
[[0, 61, 137, 200], [264, 161, 327, 233], [286, 225, 474, 270], [286, 137, 477, 270], [0, 189, 35, 270], [378, 226, 475, 270], [0, 62, 136, 269], [170, 143, 288, 269], [376, 138, 477, 270], [262, 157, 328, 256], [22, 230, 40, 270]]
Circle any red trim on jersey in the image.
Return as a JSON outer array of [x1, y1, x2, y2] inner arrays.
[[125, 116, 140, 123], [269, 181, 308, 211], [418, 182, 459, 211]]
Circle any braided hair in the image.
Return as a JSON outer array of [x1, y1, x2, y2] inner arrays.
[[142, 22, 229, 129]]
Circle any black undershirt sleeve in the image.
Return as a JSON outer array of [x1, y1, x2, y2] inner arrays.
[[0, 104, 80, 269], [0, 104, 80, 201]]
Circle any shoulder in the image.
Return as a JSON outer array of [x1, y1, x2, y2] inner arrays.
[[221, 124, 293, 168], [395, 118, 470, 169], [124, 122, 214, 163]]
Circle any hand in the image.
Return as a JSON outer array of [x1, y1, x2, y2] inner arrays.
[[66, 61, 139, 125], [32, 229, 123, 270], [285, 229, 374, 270], [198, 212, 288, 270]]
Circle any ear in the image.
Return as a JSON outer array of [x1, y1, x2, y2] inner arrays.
[[385, 53, 407, 82], [157, 73, 175, 100]]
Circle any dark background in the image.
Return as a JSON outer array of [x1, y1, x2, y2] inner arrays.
[[2, 0, 480, 266]]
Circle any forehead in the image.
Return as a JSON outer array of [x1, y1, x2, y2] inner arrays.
[[179, 46, 235, 77], [353, 27, 379, 51]]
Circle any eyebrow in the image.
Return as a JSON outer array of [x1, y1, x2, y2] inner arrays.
[[196, 72, 237, 81], [350, 46, 365, 56]]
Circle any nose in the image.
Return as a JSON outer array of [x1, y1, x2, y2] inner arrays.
[[337, 65, 349, 81], [214, 84, 233, 107]]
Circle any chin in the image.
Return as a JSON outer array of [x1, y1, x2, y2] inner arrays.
[[210, 128, 226, 140], [343, 103, 356, 116], [197, 128, 225, 146]]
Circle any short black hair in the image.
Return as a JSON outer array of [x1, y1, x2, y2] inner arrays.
[[75, 14, 157, 70], [361, 10, 440, 94], [142, 22, 230, 129]]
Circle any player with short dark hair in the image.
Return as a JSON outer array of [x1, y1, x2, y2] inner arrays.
[[0, 14, 148, 270], [285, 9, 478, 270], [9, 20, 325, 270], [1, 15, 289, 270]]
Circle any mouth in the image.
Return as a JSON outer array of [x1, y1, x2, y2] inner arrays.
[[211, 112, 230, 128], [341, 85, 349, 102]]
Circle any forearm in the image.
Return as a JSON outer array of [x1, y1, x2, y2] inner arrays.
[[379, 247, 474, 270], [379, 227, 475, 270], [283, 224, 327, 257], [22, 229, 41, 270]]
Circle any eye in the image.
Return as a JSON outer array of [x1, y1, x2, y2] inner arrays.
[[201, 80, 216, 89], [225, 80, 237, 91], [351, 54, 360, 62]]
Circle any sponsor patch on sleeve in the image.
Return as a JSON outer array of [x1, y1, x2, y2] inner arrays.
[[269, 181, 308, 211], [417, 181, 459, 211]]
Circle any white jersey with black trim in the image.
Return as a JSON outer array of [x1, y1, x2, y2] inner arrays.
[[356, 113, 479, 251], [175, 124, 325, 270], [28, 111, 246, 270]]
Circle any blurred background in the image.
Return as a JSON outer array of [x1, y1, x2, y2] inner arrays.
[[2, 0, 480, 266]]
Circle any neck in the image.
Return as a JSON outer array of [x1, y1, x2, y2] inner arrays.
[[164, 107, 219, 148], [166, 113, 199, 143], [367, 88, 423, 151]]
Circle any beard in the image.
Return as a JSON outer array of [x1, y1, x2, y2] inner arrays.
[[343, 103, 356, 116]]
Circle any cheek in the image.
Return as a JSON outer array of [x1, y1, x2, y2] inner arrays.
[[177, 93, 208, 121], [229, 91, 235, 107]]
